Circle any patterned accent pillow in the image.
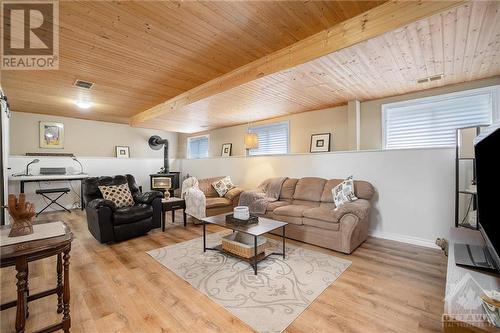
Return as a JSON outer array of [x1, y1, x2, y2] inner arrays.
[[211, 176, 236, 197], [332, 175, 358, 207], [98, 183, 135, 208]]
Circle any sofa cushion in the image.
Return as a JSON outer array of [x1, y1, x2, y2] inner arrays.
[[291, 199, 320, 207], [271, 214, 303, 226], [303, 207, 337, 223], [273, 205, 311, 217], [266, 200, 290, 212], [113, 204, 153, 225], [302, 217, 340, 231], [280, 178, 298, 200], [320, 179, 343, 203], [321, 179, 375, 202], [206, 197, 232, 209], [293, 177, 327, 202], [225, 187, 243, 201], [199, 177, 224, 198], [98, 183, 135, 208]]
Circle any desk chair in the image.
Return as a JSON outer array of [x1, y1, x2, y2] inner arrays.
[[35, 188, 71, 216]]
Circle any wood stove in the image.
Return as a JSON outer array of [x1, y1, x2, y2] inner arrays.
[[150, 172, 180, 197]]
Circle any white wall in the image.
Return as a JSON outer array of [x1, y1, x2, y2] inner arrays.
[[10, 111, 178, 158], [8, 156, 180, 212], [180, 148, 455, 248]]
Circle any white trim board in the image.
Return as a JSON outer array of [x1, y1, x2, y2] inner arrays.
[[369, 230, 440, 249]]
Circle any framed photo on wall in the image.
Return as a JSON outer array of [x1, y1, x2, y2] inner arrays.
[[221, 143, 232, 157], [115, 146, 130, 158], [310, 133, 331, 153], [39, 122, 64, 148]]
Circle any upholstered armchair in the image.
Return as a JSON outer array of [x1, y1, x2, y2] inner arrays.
[[83, 174, 163, 243]]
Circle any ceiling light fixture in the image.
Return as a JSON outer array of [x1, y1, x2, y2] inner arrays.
[[75, 100, 92, 109]]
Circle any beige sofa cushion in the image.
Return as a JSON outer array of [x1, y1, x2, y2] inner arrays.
[[302, 218, 340, 231], [271, 214, 303, 226], [293, 177, 326, 202], [280, 178, 298, 200], [273, 205, 311, 217], [206, 197, 231, 209], [321, 179, 375, 202], [266, 200, 290, 212], [198, 176, 224, 198], [291, 199, 319, 207], [224, 187, 243, 201], [303, 207, 336, 223]]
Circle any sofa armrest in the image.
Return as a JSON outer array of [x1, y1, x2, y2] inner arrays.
[[85, 202, 115, 243], [225, 187, 244, 206], [332, 199, 371, 221], [87, 198, 117, 211], [135, 191, 163, 205]]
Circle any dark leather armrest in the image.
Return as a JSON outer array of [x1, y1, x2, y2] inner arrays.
[[87, 198, 117, 211], [134, 191, 164, 205]]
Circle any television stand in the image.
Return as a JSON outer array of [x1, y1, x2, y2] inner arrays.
[[444, 227, 500, 332], [455, 243, 500, 273]]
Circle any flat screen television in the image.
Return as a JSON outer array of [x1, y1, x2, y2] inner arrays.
[[455, 122, 500, 273]]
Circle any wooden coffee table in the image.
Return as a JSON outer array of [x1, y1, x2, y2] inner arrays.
[[201, 214, 287, 275]]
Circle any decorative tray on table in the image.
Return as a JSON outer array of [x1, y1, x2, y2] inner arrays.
[[225, 213, 259, 225]]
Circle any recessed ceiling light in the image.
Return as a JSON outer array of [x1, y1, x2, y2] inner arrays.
[[75, 100, 92, 109]]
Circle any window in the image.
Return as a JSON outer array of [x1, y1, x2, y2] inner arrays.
[[382, 86, 499, 149], [187, 135, 209, 159], [248, 121, 289, 156]]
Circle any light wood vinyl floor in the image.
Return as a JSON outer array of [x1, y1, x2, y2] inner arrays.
[[1, 210, 447, 333]]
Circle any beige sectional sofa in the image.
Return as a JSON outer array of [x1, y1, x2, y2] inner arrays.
[[262, 177, 375, 254]]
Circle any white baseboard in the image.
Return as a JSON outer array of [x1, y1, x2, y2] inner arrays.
[[368, 230, 440, 249]]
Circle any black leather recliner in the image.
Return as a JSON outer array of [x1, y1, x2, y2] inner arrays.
[[83, 174, 163, 243]]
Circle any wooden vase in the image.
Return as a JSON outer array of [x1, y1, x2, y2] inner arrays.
[[8, 194, 35, 237]]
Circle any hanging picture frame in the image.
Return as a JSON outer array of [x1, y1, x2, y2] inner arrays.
[[39, 122, 64, 149], [310, 133, 331, 153], [221, 143, 232, 157], [115, 146, 130, 158]]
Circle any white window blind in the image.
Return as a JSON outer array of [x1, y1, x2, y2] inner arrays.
[[187, 135, 209, 159], [383, 86, 498, 149], [248, 121, 289, 156]]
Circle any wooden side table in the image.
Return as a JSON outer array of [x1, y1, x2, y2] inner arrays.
[[161, 197, 186, 231], [1, 222, 73, 333]]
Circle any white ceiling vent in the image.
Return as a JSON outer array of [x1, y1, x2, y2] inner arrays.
[[416, 74, 444, 84], [74, 79, 94, 89]]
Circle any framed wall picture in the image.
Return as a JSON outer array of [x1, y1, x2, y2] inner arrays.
[[310, 133, 331, 153], [115, 146, 130, 158], [39, 122, 64, 149], [221, 143, 232, 157]]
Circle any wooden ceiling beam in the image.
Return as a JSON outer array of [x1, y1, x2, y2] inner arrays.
[[130, 0, 467, 127]]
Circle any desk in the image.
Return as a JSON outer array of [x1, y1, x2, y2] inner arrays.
[[9, 174, 89, 210], [1, 222, 73, 333]]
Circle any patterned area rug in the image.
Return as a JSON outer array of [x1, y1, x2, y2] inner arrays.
[[147, 232, 351, 333]]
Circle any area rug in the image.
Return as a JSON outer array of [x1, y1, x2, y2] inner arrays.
[[147, 231, 351, 333]]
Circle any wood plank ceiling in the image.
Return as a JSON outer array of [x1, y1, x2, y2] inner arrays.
[[134, 1, 500, 133], [1, 1, 384, 124]]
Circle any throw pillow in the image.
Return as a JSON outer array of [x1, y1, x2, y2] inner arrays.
[[212, 176, 236, 197], [332, 175, 358, 207], [98, 183, 135, 208]]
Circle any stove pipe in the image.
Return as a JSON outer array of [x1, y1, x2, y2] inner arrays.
[[148, 135, 170, 173]]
